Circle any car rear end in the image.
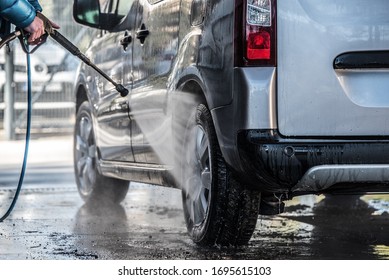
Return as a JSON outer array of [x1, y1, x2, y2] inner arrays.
[[216, 0, 389, 195]]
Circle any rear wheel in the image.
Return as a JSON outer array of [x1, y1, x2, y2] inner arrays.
[[181, 104, 261, 246], [74, 101, 129, 203]]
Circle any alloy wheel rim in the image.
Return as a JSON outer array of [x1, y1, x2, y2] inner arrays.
[[75, 114, 97, 197], [184, 125, 212, 226]]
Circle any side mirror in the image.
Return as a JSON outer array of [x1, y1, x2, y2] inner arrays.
[[73, 0, 123, 31]]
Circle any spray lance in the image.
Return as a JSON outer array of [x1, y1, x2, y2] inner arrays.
[[0, 13, 129, 222], [0, 13, 129, 97], [40, 13, 129, 97]]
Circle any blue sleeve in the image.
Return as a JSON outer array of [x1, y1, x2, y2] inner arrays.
[[28, 0, 42, 12], [0, 0, 42, 28]]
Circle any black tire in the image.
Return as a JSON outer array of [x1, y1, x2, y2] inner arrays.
[[74, 101, 129, 203], [181, 104, 261, 246]]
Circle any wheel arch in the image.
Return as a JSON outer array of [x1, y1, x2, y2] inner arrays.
[[172, 74, 236, 170], [175, 72, 207, 106], [74, 68, 94, 114], [75, 84, 89, 113]]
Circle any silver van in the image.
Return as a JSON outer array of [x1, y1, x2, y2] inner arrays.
[[72, 0, 389, 246]]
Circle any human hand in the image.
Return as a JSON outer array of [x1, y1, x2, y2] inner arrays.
[[24, 14, 60, 45]]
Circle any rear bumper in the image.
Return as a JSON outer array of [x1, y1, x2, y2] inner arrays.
[[212, 67, 389, 195], [236, 130, 389, 195]]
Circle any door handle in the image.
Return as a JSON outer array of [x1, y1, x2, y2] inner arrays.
[[136, 23, 149, 45], [334, 51, 389, 70], [120, 33, 132, 51]]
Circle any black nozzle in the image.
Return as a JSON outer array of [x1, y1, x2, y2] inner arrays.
[[116, 84, 129, 97]]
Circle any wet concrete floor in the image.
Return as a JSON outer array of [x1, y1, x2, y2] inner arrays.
[[1, 136, 389, 259]]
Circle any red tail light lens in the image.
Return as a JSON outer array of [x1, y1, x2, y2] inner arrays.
[[247, 30, 271, 60], [235, 0, 276, 66]]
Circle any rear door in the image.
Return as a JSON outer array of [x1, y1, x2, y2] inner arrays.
[[128, 0, 180, 165], [277, 0, 389, 136]]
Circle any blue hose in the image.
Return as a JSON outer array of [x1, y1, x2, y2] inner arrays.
[[0, 48, 32, 222]]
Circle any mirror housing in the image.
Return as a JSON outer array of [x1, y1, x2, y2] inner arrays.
[[73, 0, 123, 31]]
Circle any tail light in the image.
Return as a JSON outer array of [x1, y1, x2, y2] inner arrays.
[[235, 0, 277, 66]]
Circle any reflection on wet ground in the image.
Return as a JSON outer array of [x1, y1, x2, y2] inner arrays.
[[285, 194, 389, 259], [1, 179, 389, 260]]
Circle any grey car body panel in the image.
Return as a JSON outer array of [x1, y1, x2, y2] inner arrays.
[[129, 0, 180, 165], [212, 67, 277, 171], [86, 31, 134, 162], [195, 0, 234, 109], [277, 0, 389, 136]]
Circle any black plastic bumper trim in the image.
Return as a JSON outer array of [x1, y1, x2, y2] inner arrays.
[[235, 129, 389, 194]]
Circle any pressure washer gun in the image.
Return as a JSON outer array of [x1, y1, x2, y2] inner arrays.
[[0, 13, 129, 97]]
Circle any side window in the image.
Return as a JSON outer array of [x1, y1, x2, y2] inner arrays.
[[74, 0, 102, 25], [74, 0, 129, 30], [105, 0, 134, 16]]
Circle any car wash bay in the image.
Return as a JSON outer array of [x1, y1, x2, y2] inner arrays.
[[0, 135, 389, 260]]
